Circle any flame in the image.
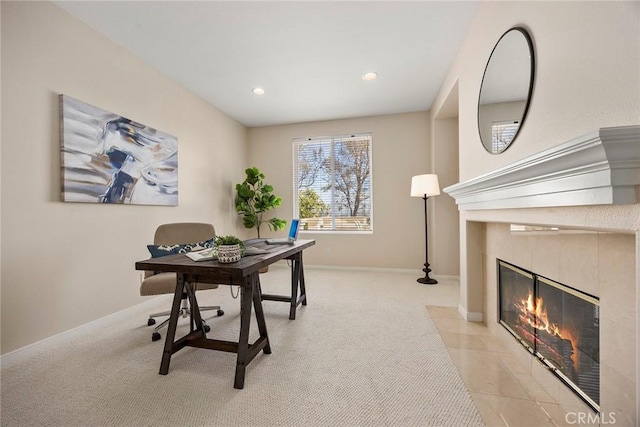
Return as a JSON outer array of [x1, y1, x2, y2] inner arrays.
[[516, 291, 579, 369]]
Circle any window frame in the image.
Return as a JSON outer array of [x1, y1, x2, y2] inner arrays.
[[292, 133, 373, 234]]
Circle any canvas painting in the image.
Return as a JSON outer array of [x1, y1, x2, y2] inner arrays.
[[60, 95, 178, 205]]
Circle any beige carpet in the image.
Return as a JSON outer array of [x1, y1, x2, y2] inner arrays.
[[1, 265, 484, 426]]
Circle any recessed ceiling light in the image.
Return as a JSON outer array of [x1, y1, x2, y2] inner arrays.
[[362, 72, 378, 81], [252, 87, 265, 95]]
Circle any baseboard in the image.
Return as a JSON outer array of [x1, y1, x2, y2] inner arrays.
[[308, 264, 420, 274], [0, 296, 164, 368], [264, 261, 461, 281], [433, 274, 460, 282], [458, 304, 483, 322], [306, 264, 460, 281]]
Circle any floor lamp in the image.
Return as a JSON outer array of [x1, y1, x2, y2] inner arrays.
[[410, 174, 440, 285]]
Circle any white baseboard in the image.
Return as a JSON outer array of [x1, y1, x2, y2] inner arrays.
[[458, 304, 483, 322], [433, 274, 461, 282], [264, 261, 461, 282], [306, 264, 418, 274], [0, 297, 164, 368], [307, 264, 460, 281]]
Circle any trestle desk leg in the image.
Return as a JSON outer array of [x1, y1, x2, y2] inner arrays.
[[234, 274, 254, 389], [186, 282, 205, 335], [252, 273, 271, 354], [299, 255, 307, 306], [159, 273, 186, 375], [289, 254, 301, 320]]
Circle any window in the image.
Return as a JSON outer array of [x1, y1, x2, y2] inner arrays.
[[293, 134, 372, 232], [491, 121, 519, 153]]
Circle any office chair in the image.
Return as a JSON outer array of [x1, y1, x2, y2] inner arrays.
[[140, 223, 224, 342]]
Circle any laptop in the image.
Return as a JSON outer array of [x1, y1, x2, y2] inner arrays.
[[265, 219, 300, 245]]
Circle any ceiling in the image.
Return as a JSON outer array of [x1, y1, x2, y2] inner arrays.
[[55, 1, 479, 128]]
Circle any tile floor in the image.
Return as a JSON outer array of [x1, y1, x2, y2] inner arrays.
[[427, 306, 581, 427]]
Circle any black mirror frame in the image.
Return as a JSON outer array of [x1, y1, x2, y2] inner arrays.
[[477, 26, 536, 155]]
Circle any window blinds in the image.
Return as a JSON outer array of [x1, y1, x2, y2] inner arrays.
[[292, 134, 372, 232], [491, 121, 519, 153]]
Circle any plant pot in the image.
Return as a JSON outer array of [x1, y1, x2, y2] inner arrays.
[[217, 244, 242, 263]]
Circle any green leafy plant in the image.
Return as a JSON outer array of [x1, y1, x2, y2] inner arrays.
[[215, 235, 246, 248], [299, 188, 328, 218], [235, 167, 286, 238]]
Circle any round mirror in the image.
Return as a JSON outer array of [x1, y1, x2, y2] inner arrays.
[[478, 27, 535, 154]]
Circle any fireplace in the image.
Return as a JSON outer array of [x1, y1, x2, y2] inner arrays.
[[443, 126, 638, 421], [498, 260, 600, 412]]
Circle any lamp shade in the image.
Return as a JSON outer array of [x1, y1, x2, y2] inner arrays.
[[410, 174, 440, 197]]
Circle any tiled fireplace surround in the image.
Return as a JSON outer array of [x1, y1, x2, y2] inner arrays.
[[483, 221, 635, 423], [444, 127, 639, 424]]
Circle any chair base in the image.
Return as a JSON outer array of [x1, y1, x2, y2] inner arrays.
[[147, 296, 224, 341]]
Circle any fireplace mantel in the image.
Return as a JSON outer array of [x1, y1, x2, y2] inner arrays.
[[443, 125, 640, 211]]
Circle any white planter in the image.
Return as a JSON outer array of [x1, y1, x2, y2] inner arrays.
[[217, 244, 242, 263]]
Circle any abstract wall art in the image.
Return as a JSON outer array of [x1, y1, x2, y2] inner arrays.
[[60, 95, 178, 205]]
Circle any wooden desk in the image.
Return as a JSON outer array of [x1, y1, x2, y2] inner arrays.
[[135, 239, 315, 389], [245, 238, 309, 320]]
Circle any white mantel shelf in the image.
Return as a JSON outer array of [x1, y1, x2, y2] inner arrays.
[[443, 125, 640, 211]]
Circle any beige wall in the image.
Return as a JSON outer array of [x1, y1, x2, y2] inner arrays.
[[2, 0, 637, 364], [430, 0, 640, 315], [0, 2, 249, 354], [247, 112, 431, 270], [432, 116, 459, 276], [431, 0, 640, 181]]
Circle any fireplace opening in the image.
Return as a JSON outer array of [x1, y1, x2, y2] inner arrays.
[[498, 259, 600, 412]]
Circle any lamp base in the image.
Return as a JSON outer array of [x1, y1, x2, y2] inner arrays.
[[417, 276, 438, 285], [417, 263, 438, 285]]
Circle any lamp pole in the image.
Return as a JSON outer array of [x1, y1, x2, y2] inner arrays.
[[411, 174, 439, 285], [418, 194, 437, 284]]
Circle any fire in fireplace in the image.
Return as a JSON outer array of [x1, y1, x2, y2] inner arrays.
[[498, 260, 600, 412]]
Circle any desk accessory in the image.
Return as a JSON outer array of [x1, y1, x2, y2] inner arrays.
[[265, 219, 300, 245], [215, 235, 245, 263], [185, 248, 215, 261]]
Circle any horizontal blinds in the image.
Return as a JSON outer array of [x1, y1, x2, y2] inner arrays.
[[492, 121, 519, 153], [293, 134, 372, 231]]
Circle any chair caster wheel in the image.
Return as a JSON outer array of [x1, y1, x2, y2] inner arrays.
[[217, 309, 224, 316], [152, 332, 161, 341], [147, 318, 156, 326], [203, 325, 211, 333]]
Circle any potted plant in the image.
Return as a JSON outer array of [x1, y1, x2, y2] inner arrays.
[[235, 167, 286, 238], [215, 235, 245, 263]]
